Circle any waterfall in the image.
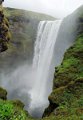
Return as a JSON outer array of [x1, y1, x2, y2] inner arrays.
[[29, 20, 62, 118], [0, 8, 78, 118]]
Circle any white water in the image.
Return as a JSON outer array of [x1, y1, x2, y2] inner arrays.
[[28, 20, 62, 117]]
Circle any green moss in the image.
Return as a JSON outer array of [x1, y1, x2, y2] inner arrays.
[[0, 86, 35, 120], [43, 33, 83, 120], [42, 114, 83, 120], [12, 100, 24, 109], [43, 80, 83, 119], [0, 99, 34, 120], [53, 34, 83, 89], [0, 100, 14, 119]]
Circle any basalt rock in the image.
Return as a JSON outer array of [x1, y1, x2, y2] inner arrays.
[[0, 0, 10, 52], [0, 87, 7, 100]]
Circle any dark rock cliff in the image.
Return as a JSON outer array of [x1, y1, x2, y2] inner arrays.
[[0, 0, 11, 52]]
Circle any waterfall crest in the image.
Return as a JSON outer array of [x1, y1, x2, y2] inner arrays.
[[29, 20, 62, 118]]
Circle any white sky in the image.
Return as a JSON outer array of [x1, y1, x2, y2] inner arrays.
[[4, 0, 83, 18]]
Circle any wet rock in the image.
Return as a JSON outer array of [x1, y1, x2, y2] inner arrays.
[[0, 87, 7, 100], [12, 100, 25, 109]]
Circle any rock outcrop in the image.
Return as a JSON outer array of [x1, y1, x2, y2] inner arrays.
[[0, 87, 7, 100], [0, 0, 10, 52]]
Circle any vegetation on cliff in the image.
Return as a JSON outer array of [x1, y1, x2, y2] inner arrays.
[[0, 88, 33, 120], [0, 2, 30, 120], [43, 17, 83, 120], [0, 0, 11, 52], [0, 4, 83, 120]]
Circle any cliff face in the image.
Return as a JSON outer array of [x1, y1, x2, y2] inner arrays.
[[0, 8, 55, 72], [0, 7, 55, 120], [0, 0, 10, 52], [43, 7, 83, 120], [0, 2, 29, 120]]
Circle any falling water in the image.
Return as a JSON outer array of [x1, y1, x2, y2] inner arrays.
[[29, 20, 62, 118]]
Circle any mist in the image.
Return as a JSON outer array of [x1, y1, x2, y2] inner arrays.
[[0, 64, 36, 108]]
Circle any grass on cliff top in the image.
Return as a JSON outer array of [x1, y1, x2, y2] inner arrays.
[[4, 7, 55, 21]]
